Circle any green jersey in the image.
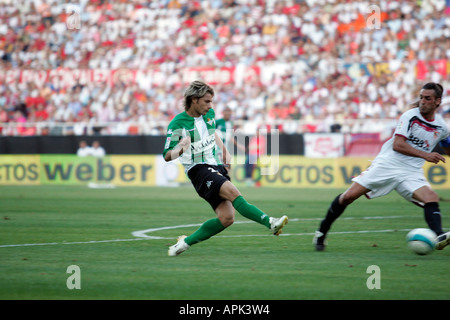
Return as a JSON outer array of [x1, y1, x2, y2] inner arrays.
[[215, 117, 233, 161], [215, 118, 233, 142], [163, 109, 221, 172]]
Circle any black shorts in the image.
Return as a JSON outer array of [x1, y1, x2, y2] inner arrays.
[[187, 164, 231, 210]]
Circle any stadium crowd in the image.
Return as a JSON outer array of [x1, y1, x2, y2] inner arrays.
[[0, 0, 450, 136]]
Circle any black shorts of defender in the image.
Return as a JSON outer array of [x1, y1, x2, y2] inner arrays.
[[188, 164, 231, 210]]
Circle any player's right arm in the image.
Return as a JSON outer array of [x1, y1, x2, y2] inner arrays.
[[392, 109, 446, 164], [393, 135, 446, 164], [163, 123, 191, 162], [164, 136, 191, 162]]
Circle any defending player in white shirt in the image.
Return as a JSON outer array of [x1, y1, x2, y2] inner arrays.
[[314, 82, 450, 251]]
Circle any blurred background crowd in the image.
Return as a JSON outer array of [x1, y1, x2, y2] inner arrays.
[[1, 0, 450, 136]]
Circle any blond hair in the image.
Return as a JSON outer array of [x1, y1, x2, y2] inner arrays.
[[183, 80, 214, 111]]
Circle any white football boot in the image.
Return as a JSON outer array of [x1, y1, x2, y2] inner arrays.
[[270, 215, 288, 236], [435, 231, 450, 250], [168, 235, 190, 256]]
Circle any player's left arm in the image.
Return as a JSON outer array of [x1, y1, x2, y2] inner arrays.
[[440, 136, 450, 156], [442, 146, 450, 156], [215, 131, 231, 168]]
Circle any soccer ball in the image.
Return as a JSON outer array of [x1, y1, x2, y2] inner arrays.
[[406, 228, 437, 255]]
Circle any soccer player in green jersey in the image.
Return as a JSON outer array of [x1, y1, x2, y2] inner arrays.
[[163, 80, 288, 256], [215, 106, 233, 172], [215, 106, 233, 141]]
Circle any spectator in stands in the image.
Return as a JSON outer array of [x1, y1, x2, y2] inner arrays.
[[76, 140, 92, 157], [0, 0, 449, 137], [35, 103, 49, 121], [14, 110, 36, 136], [91, 140, 106, 157], [67, 94, 82, 116]]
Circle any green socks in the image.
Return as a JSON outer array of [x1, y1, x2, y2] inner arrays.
[[184, 218, 225, 246], [184, 196, 270, 246], [233, 195, 271, 229]]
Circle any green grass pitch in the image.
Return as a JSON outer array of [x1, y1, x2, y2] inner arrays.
[[0, 185, 449, 300]]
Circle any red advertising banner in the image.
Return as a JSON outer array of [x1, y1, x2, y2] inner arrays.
[[2, 60, 445, 87], [0, 66, 261, 88]]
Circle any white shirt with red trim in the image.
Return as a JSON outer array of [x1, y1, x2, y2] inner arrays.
[[373, 107, 449, 170]]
